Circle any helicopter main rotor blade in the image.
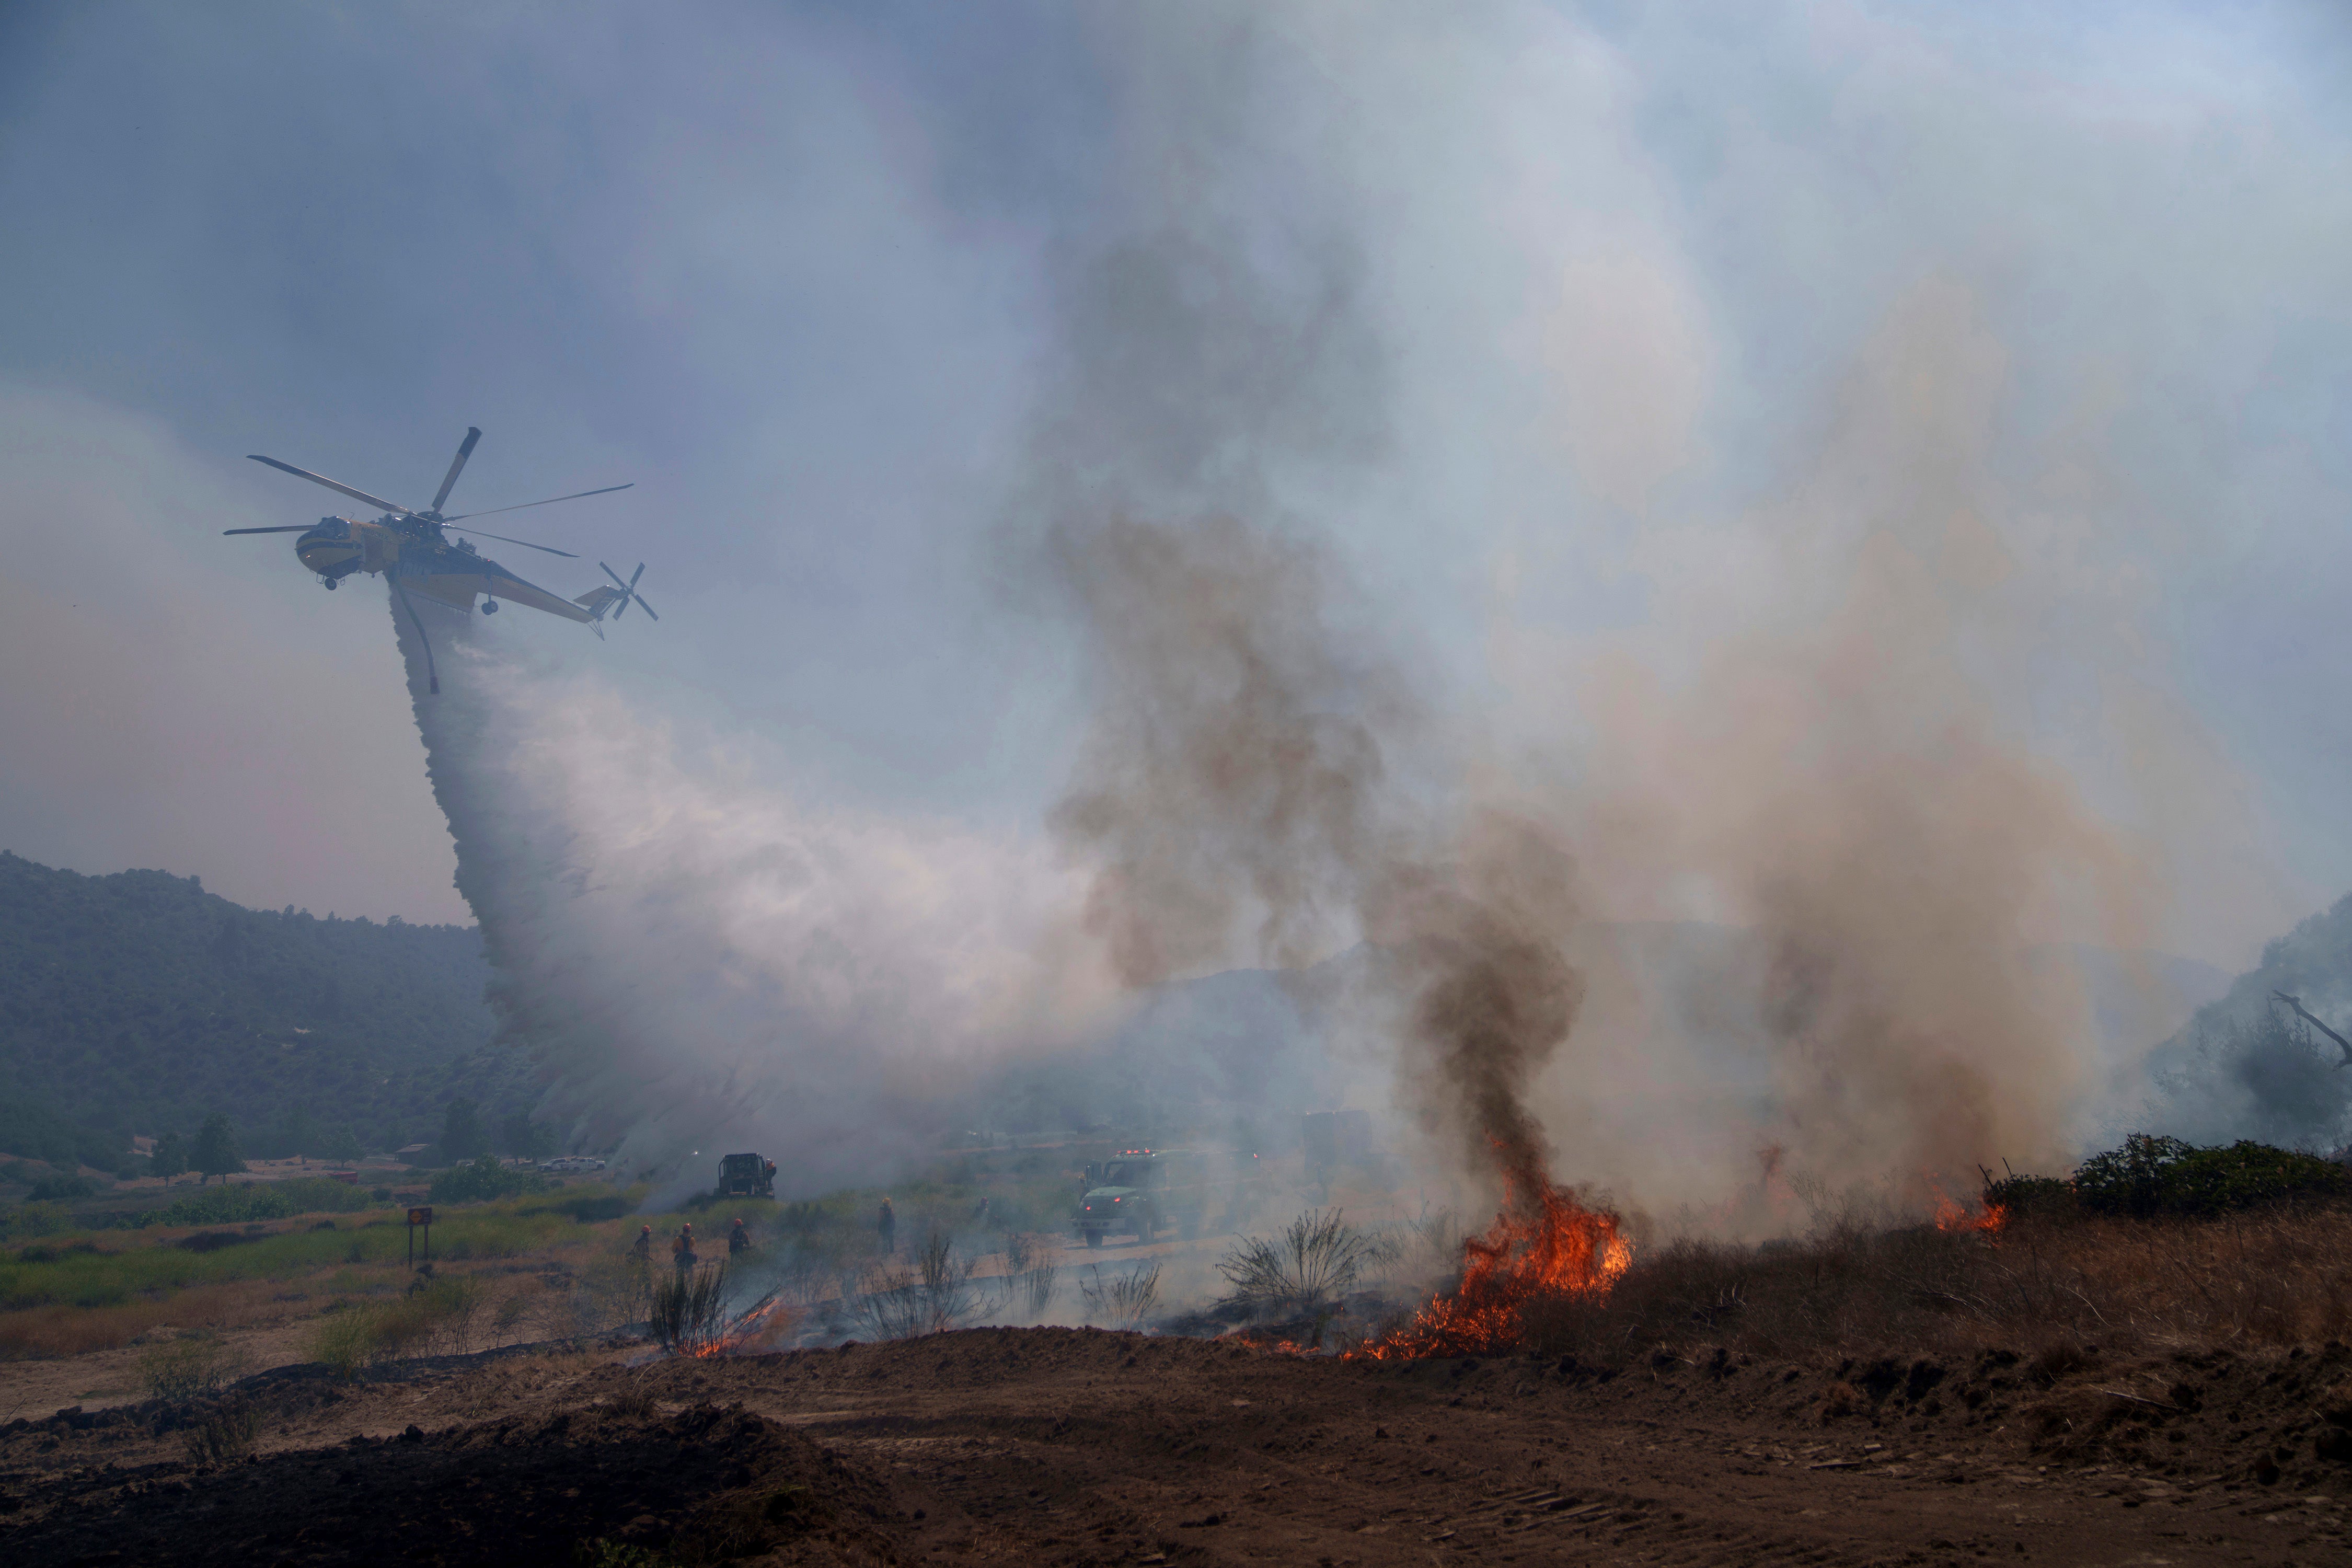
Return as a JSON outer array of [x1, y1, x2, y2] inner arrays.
[[444, 525, 577, 558], [431, 426, 482, 514], [222, 525, 316, 535], [442, 482, 632, 522], [247, 454, 410, 515]]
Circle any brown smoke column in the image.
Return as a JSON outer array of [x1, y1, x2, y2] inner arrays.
[[1050, 511, 1590, 1192]]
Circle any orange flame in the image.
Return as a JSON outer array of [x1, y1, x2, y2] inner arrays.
[[686, 1294, 798, 1358], [1927, 1177, 2006, 1236], [1352, 1172, 1631, 1361]]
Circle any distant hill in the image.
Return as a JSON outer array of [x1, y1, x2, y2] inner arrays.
[[2137, 891, 2352, 1150], [0, 852, 528, 1166]]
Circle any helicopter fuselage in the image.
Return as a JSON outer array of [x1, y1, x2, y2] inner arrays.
[[291, 512, 609, 622]]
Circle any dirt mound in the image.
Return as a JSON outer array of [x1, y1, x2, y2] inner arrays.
[[4, 1400, 907, 1567], [7, 1325, 2351, 1564]]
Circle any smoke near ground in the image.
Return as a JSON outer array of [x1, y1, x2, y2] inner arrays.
[[390, 594, 1121, 1194], [1046, 507, 1593, 1203]]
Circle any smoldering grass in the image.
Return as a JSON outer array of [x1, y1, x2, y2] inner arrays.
[[1080, 1261, 1161, 1332], [1217, 1209, 1373, 1317]]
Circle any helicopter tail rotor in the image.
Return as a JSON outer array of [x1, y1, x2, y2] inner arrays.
[[598, 561, 659, 622]]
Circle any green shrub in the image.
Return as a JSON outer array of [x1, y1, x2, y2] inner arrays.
[[27, 1172, 96, 1203], [151, 1177, 371, 1227], [1981, 1170, 2078, 1218], [137, 1334, 250, 1401], [306, 1307, 384, 1380], [1, 1201, 70, 1241], [2073, 1133, 2351, 1217], [305, 1275, 487, 1377], [429, 1155, 549, 1206]]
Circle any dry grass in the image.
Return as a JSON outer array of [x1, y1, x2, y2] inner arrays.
[[0, 1277, 302, 1358], [1523, 1202, 2352, 1367]]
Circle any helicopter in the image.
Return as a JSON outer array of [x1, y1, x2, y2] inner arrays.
[[226, 426, 655, 693]]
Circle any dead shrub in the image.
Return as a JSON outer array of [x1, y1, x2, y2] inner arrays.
[[1217, 1209, 1374, 1317], [181, 1400, 259, 1467], [1079, 1261, 1162, 1331], [602, 1381, 659, 1420]]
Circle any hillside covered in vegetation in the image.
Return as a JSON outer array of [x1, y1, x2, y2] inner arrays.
[[2139, 890, 2352, 1151], [0, 852, 532, 1168]]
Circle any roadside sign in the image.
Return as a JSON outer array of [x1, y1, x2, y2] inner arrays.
[[407, 1206, 434, 1267]]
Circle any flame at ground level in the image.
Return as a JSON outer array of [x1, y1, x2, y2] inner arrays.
[[1932, 1194, 2008, 1236], [1352, 1176, 1632, 1361]]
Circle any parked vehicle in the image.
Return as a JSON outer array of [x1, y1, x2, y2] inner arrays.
[[717, 1151, 776, 1198]]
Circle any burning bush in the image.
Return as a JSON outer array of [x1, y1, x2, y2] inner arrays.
[[1356, 1175, 1630, 1359]]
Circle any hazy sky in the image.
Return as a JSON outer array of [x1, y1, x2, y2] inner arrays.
[[2, 1, 2347, 970]]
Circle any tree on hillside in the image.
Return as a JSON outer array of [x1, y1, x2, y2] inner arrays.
[[441, 1098, 487, 1163], [499, 1112, 555, 1160], [152, 1130, 189, 1182], [273, 1105, 322, 1162], [190, 1114, 246, 1185], [321, 1126, 363, 1164]]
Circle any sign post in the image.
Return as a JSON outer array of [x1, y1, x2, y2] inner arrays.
[[407, 1206, 434, 1268]]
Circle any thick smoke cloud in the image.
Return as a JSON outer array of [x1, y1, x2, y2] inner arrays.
[[1548, 288, 2169, 1196], [1046, 507, 1591, 1194], [163, 2, 2349, 1212]]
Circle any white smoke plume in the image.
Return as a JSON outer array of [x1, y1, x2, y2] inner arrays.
[[391, 598, 1120, 1192]]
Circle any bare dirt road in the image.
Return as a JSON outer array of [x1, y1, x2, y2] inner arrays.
[[4, 1328, 2347, 1565]]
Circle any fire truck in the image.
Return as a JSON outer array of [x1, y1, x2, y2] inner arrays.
[[1072, 1148, 1217, 1248]]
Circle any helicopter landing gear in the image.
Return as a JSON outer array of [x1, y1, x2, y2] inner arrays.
[[480, 598, 499, 614], [322, 577, 338, 590]]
